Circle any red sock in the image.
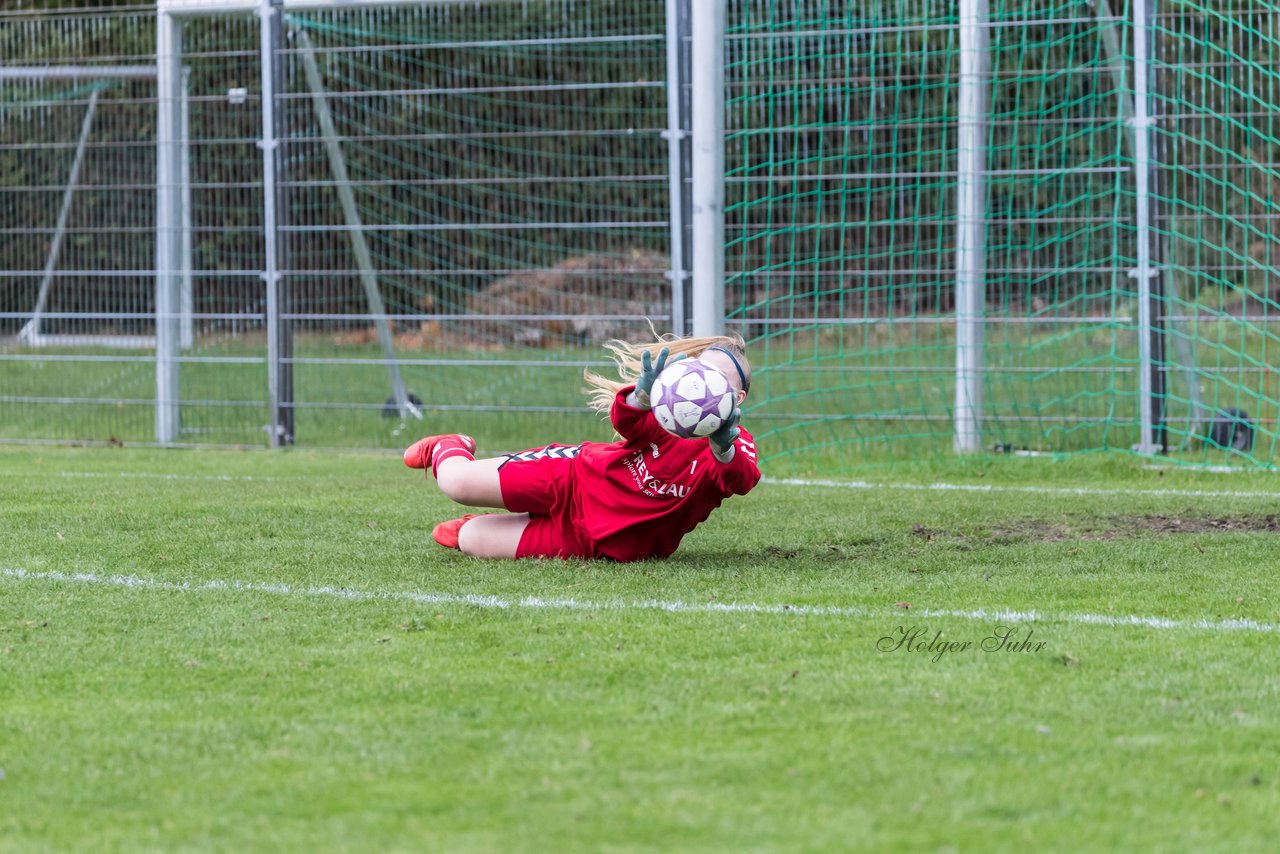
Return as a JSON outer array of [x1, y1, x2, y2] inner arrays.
[[432, 436, 475, 478]]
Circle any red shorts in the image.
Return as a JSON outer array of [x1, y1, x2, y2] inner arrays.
[[498, 445, 598, 559]]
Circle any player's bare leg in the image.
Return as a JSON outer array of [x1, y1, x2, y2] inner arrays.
[[404, 433, 506, 508], [404, 434, 523, 555], [456, 512, 530, 558], [433, 456, 506, 508]]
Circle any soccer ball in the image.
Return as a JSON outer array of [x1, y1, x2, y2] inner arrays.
[[650, 359, 735, 439]]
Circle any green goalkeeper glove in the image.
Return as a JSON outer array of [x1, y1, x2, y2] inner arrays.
[[633, 347, 684, 409], [708, 405, 742, 461]]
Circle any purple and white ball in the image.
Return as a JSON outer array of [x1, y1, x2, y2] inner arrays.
[[650, 359, 735, 439]]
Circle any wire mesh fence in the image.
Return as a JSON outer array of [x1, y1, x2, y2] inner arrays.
[[3, 1, 1280, 471], [275, 3, 671, 447], [2, 1, 671, 451], [1, 8, 158, 442]]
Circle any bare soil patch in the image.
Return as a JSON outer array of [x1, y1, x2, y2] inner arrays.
[[987, 515, 1280, 542], [1102, 514, 1280, 536]]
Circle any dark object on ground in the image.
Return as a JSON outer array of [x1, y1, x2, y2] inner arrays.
[[1207, 408, 1254, 452], [382, 392, 423, 418]]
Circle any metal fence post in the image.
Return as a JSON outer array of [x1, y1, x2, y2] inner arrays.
[[156, 9, 183, 444], [260, 0, 293, 445], [1131, 0, 1161, 454], [954, 0, 989, 453], [180, 64, 195, 351], [690, 0, 725, 338], [665, 0, 693, 337]]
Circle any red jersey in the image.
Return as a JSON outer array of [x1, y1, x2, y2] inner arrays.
[[568, 386, 760, 561]]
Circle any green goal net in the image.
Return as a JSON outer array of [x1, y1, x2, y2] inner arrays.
[[1152, 1, 1280, 465], [726, 0, 1280, 473]]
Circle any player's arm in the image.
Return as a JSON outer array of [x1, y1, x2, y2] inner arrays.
[[708, 407, 761, 495], [626, 347, 684, 410], [613, 347, 683, 441], [611, 386, 668, 444], [707, 404, 741, 463]]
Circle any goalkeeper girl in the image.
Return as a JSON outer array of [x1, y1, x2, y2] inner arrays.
[[402, 333, 760, 561]]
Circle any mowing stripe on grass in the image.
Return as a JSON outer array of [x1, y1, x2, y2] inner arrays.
[[766, 477, 1280, 501], [40, 471, 1280, 500], [3, 567, 1276, 634], [45, 468, 1280, 501], [55, 471, 277, 482]]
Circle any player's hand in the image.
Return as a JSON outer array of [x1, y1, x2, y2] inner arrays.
[[633, 347, 684, 409], [708, 404, 741, 458]]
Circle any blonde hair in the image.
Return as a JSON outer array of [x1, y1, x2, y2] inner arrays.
[[583, 326, 752, 414]]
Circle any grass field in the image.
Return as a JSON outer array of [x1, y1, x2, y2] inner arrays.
[[3, 445, 1280, 851]]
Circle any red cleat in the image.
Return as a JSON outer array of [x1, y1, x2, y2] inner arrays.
[[432, 514, 479, 550], [403, 434, 475, 470]]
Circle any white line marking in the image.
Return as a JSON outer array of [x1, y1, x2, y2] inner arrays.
[[3, 567, 1275, 634], [765, 476, 1280, 501]]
